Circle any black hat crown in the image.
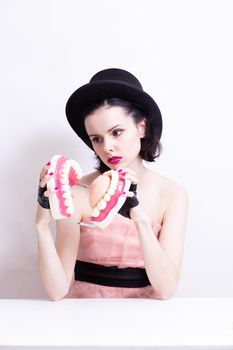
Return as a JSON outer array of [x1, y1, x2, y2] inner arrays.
[[90, 68, 143, 90]]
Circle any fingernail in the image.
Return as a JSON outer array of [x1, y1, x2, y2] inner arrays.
[[121, 172, 126, 176], [54, 186, 59, 191], [48, 172, 53, 176], [122, 191, 126, 195], [47, 162, 51, 166], [117, 168, 123, 172]]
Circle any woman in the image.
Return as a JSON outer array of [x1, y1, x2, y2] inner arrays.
[[35, 68, 189, 301]]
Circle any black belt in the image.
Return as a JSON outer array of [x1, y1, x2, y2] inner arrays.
[[74, 260, 151, 288]]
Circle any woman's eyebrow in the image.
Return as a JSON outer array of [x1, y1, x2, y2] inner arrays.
[[89, 124, 124, 137]]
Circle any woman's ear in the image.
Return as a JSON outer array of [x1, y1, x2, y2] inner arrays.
[[138, 118, 147, 138]]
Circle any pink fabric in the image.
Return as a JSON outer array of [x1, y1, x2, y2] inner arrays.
[[65, 213, 161, 299]]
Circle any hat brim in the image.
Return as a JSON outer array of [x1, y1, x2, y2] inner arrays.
[[65, 80, 162, 149]]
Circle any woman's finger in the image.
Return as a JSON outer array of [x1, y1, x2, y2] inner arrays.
[[43, 190, 52, 197], [39, 165, 50, 178], [114, 167, 136, 176], [121, 191, 135, 198], [44, 187, 60, 197], [39, 173, 53, 188], [123, 167, 136, 175], [120, 173, 138, 184], [39, 162, 52, 179]]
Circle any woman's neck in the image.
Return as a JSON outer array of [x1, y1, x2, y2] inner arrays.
[[127, 157, 148, 182]]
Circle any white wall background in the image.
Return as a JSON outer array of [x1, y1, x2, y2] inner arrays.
[[0, 0, 232, 298]]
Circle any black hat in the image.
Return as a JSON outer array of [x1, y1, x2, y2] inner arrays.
[[65, 68, 162, 149]]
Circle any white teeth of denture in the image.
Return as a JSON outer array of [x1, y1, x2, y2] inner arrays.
[[61, 178, 69, 185], [75, 170, 82, 179], [65, 160, 72, 166], [103, 193, 111, 201], [110, 180, 117, 191], [97, 199, 107, 210], [91, 170, 122, 218], [62, 191, 71, 198], [73, 165, 82, 178], [112, 172, 119, 184], [66, 207, 73, 214], [92, 207, 100, 217], [64, 198, 73, 207], [61, 161, 82, 180], [66, 160, 76, 168], [107, 187, 115, 195], [62, 162, 70, 170], [61, 166, 69, 173], [61, 172, 69, 179], [110, 180, 117, 189], [105, 171, 118, 196]]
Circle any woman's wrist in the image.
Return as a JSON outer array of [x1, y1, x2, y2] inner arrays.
[[37, 185, 50, 209], [35, 222, 51, 232], [130, 205, 151, 226], [134, 216, 151, 228]]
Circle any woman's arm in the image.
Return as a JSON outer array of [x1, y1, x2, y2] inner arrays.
[[35, 185, 84, 301], [133, 185, 189, 299], [36, 217, 80, 301]]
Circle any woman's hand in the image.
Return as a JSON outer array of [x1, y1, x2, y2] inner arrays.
[[114, 167, 138, 218], [35, 162, 54, 227], [114, 167, 149, 222]]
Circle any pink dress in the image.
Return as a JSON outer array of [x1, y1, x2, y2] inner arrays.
[[65, 213, 161, 298]]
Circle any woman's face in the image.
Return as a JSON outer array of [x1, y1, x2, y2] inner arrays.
[[84, 106, 146, 169]]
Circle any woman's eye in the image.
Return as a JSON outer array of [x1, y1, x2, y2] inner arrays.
[[113, 129, 123, 136], [91, 137, 100, 143], [91, 129, 124, 143]]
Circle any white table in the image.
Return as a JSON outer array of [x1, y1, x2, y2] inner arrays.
[[0, 298, 233, 349]]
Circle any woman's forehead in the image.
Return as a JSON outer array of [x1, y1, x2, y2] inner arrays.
[[84, 106, 133, 134]]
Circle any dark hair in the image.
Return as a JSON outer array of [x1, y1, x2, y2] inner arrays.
[[82, 98, 162, 174]]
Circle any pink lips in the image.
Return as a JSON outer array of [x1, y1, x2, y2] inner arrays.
[[108, 157, 122, 164]]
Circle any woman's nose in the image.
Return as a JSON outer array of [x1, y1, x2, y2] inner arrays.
[[103, 137, 115, 152]]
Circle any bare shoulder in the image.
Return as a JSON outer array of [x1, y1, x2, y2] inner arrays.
[[148, 169, 188, 199], [156, 172, 189, 229], [146, 169, 189, 219]]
